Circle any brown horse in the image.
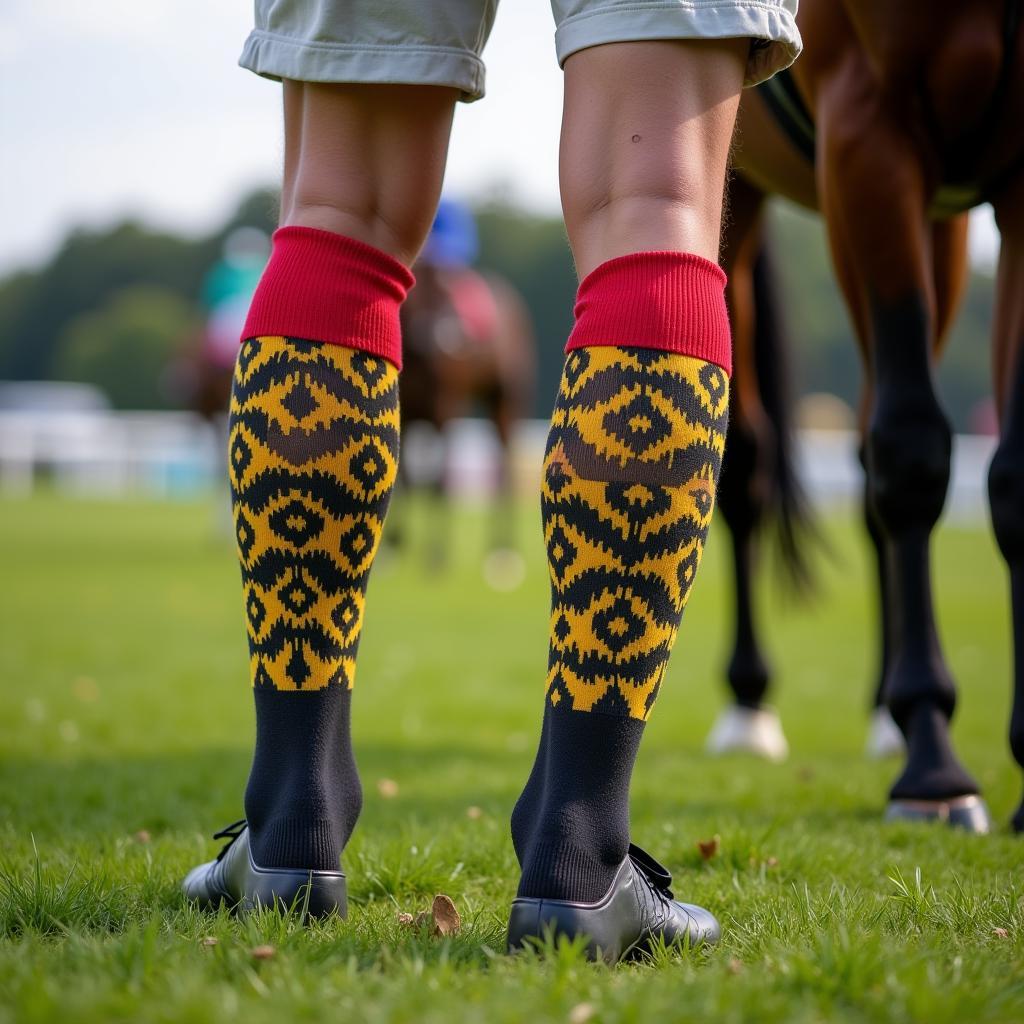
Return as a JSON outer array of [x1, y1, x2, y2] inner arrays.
[[395, 258, 536, 570], [723, 0, 1024, 832]]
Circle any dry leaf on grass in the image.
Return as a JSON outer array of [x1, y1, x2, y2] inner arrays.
[[250, 945, 276, 960], [397, 895, 461, 937], [133, 830, 151, 844], [200, 936, 218, 948], [466, 806, 483, 820], [727, 958, 743, 975], [696, 835, 720, 861], [993, 927, 1009, 938], [377, 778, 399, 798], [431, 894, 460, 936]]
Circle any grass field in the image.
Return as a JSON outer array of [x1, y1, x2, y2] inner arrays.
[[1, 492, 1022, 1023]]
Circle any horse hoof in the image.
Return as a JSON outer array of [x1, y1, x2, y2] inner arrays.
[[885, 794, 992, 834], [865, 707, 906, 760], [705, 705, 789, 762]]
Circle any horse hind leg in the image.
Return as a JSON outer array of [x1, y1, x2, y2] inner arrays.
[[706, 180, 788, 761], [988, 178, 1024, 833]]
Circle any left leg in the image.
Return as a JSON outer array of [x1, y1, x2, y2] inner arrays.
[[509, 36, 745, 960]]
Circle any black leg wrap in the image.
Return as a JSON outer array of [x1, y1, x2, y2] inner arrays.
[[867, 295, 977, 806], [888, 703, 979, 801], [718, 422, 771, 709], [989, 441, 1024, 833]]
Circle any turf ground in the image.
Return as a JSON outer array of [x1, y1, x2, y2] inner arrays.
[[0, 493, 1022, 1023]]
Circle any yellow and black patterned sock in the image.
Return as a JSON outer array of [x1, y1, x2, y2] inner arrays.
[[229, 334, 399, 870], [513, 345, 729, 901]]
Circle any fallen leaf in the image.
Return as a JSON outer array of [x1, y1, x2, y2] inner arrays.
[[432, 894, 461, 936], [377, 778, 399, 798], [250, 945, 276, 960], [133, 830, 151, 845], [466, 806, 483, 820], [765, 856, 779, 868], [200, 936, 218, 948], [697, 835, 720, 861], [569, 1004, 596, 1024], [993, 927, 1009, 938], [396, 912, 415, 926], [727, 958, 743, 975]]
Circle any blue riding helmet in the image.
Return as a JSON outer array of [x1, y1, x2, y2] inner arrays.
[[421, 197, 479, 268]]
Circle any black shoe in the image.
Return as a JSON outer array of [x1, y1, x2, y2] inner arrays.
[[181, 820, 347, 919], [507, 844, 720, 963]]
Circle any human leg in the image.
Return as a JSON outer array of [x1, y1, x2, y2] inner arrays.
[[509, 38, 745, 957], [183, 82, 458, 914]]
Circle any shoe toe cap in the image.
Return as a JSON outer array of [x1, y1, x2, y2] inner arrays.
[[181, 860, 216, 901], [672, 901, 721, 947]]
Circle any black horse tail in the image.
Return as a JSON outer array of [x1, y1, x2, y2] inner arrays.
[[750, 236, 819, 592]]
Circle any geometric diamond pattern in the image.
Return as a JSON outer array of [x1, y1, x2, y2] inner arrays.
[[542, 346, 729, 720], [229, 335, 400, 691]]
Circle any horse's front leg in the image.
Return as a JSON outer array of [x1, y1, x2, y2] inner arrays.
[[818, 76, 989, 830], [987, 174, 1024, 833]]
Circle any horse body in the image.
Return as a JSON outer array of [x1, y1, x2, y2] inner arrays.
[[723, 0, 1024, 830]]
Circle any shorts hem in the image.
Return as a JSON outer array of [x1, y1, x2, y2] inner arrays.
[[239, 29, 487, 102], [553, 2, 801, 86]]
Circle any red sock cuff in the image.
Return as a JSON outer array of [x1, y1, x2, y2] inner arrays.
[[565, 251, 732, 376], [241, 226, 415, 370]]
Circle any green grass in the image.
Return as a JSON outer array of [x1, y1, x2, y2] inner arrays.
[[0, 492, 1021, 1023]]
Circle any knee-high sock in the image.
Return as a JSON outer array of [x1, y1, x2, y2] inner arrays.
[[512, 252, 730, 902], [229, 227, 412, 870]]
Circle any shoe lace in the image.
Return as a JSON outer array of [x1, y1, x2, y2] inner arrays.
[[211, 818, 247, 861], [628, 843, 675, 911]]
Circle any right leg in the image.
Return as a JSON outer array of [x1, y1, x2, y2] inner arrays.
[[183, 82, 458, 914], [509, 36, 745, 960]]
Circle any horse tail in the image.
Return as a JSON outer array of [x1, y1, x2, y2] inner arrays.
[[750, 235, 819, 592]]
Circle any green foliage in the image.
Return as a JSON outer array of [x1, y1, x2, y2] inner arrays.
[[474, 202, 576, 415], [0, 187, 1000, 428], [52, 286, 198, 409], [0, 494, 1021, 1022]]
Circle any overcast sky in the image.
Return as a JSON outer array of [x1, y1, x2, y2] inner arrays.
[[2, 0, 999, 275]]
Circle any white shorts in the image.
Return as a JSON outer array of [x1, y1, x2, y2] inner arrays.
[[240, 0, 801, 100]]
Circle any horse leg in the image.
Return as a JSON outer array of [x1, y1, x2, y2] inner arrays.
[[987, 178, 1024, 832], [818, 82, 988, 830], [481, 387, 527, 591], [705, 175, 788, 760], [862, 215, 968, 759]]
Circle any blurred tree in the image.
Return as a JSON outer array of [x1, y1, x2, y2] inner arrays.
[[52, 286, 197, 409], [0, 190, 278, 385], [0, 187, 1000, 427], [474, 201, 576, 416]]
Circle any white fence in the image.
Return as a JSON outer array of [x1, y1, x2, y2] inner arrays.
[[0, 410, 998, 521]]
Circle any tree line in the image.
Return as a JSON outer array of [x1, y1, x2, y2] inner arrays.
[[0, 189, 995, 430]]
